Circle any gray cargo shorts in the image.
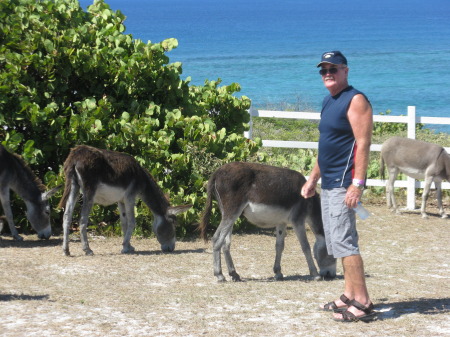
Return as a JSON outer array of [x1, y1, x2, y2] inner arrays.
[[321, 187, 360, 258]]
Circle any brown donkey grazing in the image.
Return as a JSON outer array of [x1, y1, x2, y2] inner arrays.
[[381, 136, 450, 218], [199, 162, 337, 282], [59, 145, 192, 256], [0, 145, 59, 240]]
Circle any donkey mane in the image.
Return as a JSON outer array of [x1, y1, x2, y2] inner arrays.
[[10, 152, 46, 193], [109, 151, 171, 209], [139, 165, 171, 209]]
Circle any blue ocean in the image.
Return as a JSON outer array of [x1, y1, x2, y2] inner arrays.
[[79, 0, 450, 131]]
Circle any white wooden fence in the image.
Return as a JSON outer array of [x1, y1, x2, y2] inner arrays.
[[245, 106, 450, 210]]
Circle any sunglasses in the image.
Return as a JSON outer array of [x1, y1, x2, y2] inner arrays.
[[319, 67, 344, 76]]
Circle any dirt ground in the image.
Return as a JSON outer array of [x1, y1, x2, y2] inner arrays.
[[1, 204, 449, 337]]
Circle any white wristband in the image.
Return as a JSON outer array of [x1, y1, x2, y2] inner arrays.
[[352, 179, 365, 189]]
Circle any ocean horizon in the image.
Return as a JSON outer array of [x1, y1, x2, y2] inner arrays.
[[79, 0, 450, 132]]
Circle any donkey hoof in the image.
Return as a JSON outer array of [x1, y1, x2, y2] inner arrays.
[[63, 250, 70, 257], [216, 275, 227, 282], [84, 249, 94, 256], [121, 246, 135, 254], [13, 235, 24, 241], [441, 213, 448, 219], [275, 273, 284, 281], [230, 272, 242, 282], [320, 270, 337, 281]]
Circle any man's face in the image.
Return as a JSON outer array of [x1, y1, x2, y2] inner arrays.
[[319, 64, 348, 91]]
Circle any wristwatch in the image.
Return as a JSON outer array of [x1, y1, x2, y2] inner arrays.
[[352, 179, 365, 190]]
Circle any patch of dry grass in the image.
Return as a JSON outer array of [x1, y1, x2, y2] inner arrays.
[[1, 205, 449, 336]]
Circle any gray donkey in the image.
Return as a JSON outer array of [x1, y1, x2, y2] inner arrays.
[[380, 136, 450, 218], [0, 145, 59, 240], [59, 145, 192, 256], [199, 162, 336, 282]]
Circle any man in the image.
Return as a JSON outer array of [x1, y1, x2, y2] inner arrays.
[[301, 51, 376, 322]]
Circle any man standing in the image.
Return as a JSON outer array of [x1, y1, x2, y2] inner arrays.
[[301, 51, 376, 322]]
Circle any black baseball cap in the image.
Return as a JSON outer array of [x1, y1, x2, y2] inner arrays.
[[317, 51, 348, 67]]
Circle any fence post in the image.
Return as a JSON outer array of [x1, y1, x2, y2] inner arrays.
[[407, 106, 416, 139], [406, 106, 417, 210]]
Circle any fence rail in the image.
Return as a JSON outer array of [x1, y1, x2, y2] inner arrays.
[[245, 106, 450, 210]]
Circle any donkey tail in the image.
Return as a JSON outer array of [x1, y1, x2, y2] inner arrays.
[[198, 178, 215, 242], [380, 154, 386, 180], [57, 161, 76, 209]]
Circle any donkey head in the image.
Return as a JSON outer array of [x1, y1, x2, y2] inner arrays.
[[154, 204, 192, 252], [314, 241, 337, 279], [26, 186, 60, 239]]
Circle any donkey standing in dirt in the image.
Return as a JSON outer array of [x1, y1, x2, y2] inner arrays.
[[59, 145, 192, 256], [381, 136, 450, 218], [0, 145, 59, 240], [199, 162, 337, 282]]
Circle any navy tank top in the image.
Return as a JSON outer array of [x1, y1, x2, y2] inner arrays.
[[318, 86, 369, 189]]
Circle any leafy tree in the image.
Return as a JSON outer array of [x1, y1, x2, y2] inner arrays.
[[0, 0, 260, 236]]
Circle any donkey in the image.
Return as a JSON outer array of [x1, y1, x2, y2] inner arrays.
[[58, 145, 192, 256], [380, 136, 450, 218], [199, 162, 337, 282], [0, 145, 59, 240]]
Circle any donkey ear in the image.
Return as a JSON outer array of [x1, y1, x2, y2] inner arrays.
[[168, 204, 193, 216], [42, 185, 63, 201]]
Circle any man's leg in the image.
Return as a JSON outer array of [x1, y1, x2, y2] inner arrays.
[[333, 254, 372, 319], [320, 188, 356, 311]]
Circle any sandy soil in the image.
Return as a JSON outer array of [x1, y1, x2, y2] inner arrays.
[[1, 205, 449, 337]]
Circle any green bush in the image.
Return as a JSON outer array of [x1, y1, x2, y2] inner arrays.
[[0, 0, 260, 237]]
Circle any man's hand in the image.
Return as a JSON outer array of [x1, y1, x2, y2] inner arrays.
[[345, 185, 363, 208], [301, 180, 317, 199]]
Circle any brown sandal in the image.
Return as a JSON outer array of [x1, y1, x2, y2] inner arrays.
[[321, 294, 351, 312], [333, 300, 376, 322]]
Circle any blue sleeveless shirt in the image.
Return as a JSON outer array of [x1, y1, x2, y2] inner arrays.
[[318, 86, 369, 189]]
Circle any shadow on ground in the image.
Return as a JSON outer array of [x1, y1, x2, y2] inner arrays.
[[0, 237, 61, 248], [0, 293, 50, 302], [375, 297, 450, 320]]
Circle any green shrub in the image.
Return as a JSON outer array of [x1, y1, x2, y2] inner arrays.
[[0, 0, 260, 237]]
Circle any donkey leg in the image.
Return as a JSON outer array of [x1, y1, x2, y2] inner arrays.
[[433, 181, 447, 218], [273, 224, 287, 280], [118, 201, 128, 235], [292, 221, 320, 280], [211, 219, 236, 282], [387, 169, 400, 213], [120, 199, 136, 254], [0, 188, 22, 241], [62, 183, 80, 256], [79, 195, 94, 256], [385, 181, 392, 208], [222, 230, 241, 282], [420, 176, 434, 218], [211, 226, 226, 282]]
